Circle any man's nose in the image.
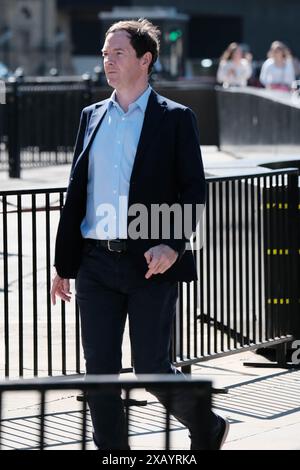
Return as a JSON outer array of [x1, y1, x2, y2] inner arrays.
[[104, 55, 114, 65]]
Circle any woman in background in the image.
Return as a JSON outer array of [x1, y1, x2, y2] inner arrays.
[[260, 41, 295, 91], [217, 42, 252, 87]]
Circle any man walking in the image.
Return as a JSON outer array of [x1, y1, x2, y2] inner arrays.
[[51, 19, 229, 450]]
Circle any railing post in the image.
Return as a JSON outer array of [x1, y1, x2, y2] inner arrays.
[[287, 172, 300, 339], [7, 77, 21, 178]]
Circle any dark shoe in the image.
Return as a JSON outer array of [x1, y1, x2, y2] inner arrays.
[[212, 416, 230, 450], [93, 432, 130, 450]]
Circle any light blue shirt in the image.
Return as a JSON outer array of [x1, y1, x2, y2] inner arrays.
[[80, 85, 152, 240]]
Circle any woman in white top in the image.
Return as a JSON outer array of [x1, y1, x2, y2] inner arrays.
[[217, 42, 252, 87], [260, 41, 295, 91]]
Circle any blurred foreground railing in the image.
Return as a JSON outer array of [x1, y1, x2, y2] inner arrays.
[[0, 375, 212, 450]]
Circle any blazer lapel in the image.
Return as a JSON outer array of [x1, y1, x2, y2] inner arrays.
[[83, 102, 109, 152], [73, 101, 109, 173], [130, 90, 167, 183]]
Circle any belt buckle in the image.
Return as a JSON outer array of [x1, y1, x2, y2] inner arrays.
[[107, 240, 122, 253]]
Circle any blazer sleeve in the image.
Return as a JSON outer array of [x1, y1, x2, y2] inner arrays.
[[167, 107, 206, 259], [53, 107, 88, 277]]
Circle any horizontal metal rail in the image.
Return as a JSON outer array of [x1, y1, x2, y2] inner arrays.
[[0, 375, 212, 450]]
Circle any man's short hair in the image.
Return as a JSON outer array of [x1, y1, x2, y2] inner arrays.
[[105, 18, 160, 74]]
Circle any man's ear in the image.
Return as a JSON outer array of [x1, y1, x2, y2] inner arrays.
[[141, 52, 152, 68]]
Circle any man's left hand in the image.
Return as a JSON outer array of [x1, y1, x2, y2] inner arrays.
[[144, 244, 178, 279]]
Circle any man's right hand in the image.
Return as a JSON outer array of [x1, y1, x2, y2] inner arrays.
[[51, 274, 72, 305]]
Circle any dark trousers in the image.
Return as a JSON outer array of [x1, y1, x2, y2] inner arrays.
[[75, 243, 219, 449]]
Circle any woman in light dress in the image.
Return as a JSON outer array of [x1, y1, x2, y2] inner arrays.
[[217, 42, 252, 87], [260, 41, 295, 91]]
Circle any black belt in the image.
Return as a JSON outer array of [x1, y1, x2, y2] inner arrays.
[[85, 238, 127, 253]]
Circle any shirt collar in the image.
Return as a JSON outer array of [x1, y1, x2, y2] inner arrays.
[[109, 85, 152, 114]]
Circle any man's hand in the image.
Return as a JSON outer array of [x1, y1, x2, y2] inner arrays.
[[144, 244, 178, 279], [51, 274, 72, 305]]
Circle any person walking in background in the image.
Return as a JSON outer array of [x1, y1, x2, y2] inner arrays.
[[217, 42, 252, 87], [260, 41, 295, 91], [51, 18, 229, 450]]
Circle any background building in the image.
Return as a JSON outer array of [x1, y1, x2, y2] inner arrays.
[[57, 0, 300, 77], [0, 0, 72, 75], [1, 0, 299, 76]]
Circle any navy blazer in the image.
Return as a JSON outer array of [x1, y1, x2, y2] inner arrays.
[[54, 90, 206, 282]]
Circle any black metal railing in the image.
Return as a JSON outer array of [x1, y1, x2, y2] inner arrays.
[[2, 79, 92, 176], [0, 169, 299, 378], [0, 375, 212, 450], [172, 169, 299, 368], [1, 78, 218, 177], [0, 187, 79, 377]]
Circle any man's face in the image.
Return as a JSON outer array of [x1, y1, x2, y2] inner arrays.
[[102, 31, 148, 90]]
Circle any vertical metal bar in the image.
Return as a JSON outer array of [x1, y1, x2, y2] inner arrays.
[[269, 175, 275, 339], [282, 174, 290, 336], [280, 174, 288, 336], [58, 190, 66, 374], [81, 390, 87, 450], [206, 183, 211, 355], [274, 174, 280, 337], [32, 194, 38, 376], [238, 180, 244, 347], [258, 176, 263, 343], [2, 196, 9, 377], [193, 277, 198, 359], [225, 181, 231, 350], [61, 302, 66, 375], [64, 86, 71, 162], [192, 382, 212, 450], [199, 245, 204, 357], [278, 174, 287, 337], [22, 91, 30, 166], [212, 183, 218, 353], [75, 301, 81, 374], [219, 181, 224, 351], [244, 178, 250, 344], [171, 301, 177, 363], [34, 91, 41, 165], [251, 178, 257, 344], [54, 90, 60, 164], [17, 194, 24, 376], [8, 79, 21, 178], [39, 390, 45, 450], [196, 200, 205, 358], [186, 282, 191, 359], [192, 229, 198, 359], [287, 173, 299, 338], [44, 90, 51, 165], [165, 390, 171, 451], [264, 176, 271, 341], [232, 181, 237, 348], [45, 193, 52, 375], [125, 387, 130, 450], [179, 282, 184, 360]]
